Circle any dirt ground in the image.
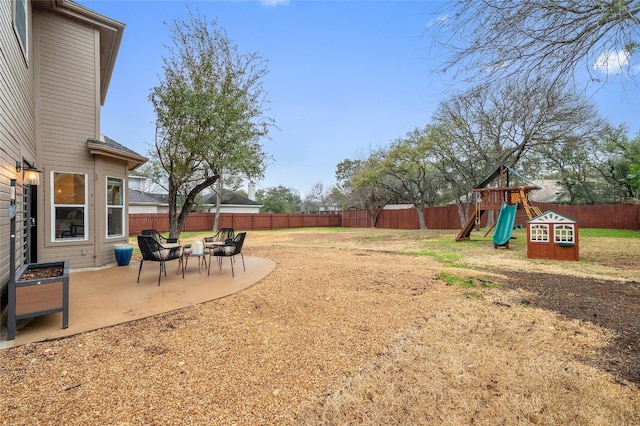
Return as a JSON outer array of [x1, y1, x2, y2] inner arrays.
[[500, 270, 640, 386], [1, 228, 638, 424]]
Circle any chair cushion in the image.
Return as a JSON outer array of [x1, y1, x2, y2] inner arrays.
[[153, 248, 181, 260], [213, 245, 235, 256]]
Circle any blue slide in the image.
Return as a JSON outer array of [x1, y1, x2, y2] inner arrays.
[[492, 202, 518, 247]]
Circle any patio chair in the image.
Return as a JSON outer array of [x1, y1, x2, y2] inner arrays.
[[141, 229, 179, 244], [208, 232, 246, 277], [203, 228, 234, 250], [137, 235, 184, 286]]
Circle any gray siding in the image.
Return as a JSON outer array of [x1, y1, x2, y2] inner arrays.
[[96, 158, 129, 266], [34, 9, 99, 269], [2, 2, 128, 278], [0, 0, 36, 289]]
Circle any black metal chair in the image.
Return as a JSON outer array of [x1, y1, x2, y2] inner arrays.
[[137, 235, 184, 286], [209, 232, 246, 277], [203, 228, 234, 249], [141, 229, 179, 244], [203, 228, 234, 272]]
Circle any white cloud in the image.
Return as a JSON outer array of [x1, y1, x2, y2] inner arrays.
[[593, 49, 631, 75], [426, 14, 449, 29], [260, 0, 289, 6]]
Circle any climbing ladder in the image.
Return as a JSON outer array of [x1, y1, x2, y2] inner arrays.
[[519, 187, 542, 219]]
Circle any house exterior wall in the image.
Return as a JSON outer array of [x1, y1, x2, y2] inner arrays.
[[217, 205, 261, 214], [33, 9, 129, 268], [0, 0, 37, 290], [34, 8, 99, 268], [2, 1, 130, 294], [95, 157, 129, 265], [129, 205, 160, 214]]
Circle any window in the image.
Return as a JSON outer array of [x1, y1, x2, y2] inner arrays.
[[107, 177, 124, 238], [52, 173, 87, 241], [554, 224, 575, 243], [13, 0, 28, 62], [530, 224, 549, 242]]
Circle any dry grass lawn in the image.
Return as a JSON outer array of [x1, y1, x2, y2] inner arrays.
[[0, 228, 638, 425]]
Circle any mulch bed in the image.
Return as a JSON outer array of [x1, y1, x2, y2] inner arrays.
[[19, 266, 64, 281], [499, 271, 640, 386]]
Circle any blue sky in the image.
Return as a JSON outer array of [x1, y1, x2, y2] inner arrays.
[[78, 0, 639, 197]]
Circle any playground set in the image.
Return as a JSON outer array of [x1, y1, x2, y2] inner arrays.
[[456, 164, 580, 260], [456, 164, 542, 248]]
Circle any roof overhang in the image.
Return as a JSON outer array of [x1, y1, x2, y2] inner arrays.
[[36, 0, 125, 105], [87, 140, 147, 171]]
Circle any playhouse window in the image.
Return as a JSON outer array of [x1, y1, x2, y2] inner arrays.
[[530, 224, 549, 242], [107, 177, 124, 238], [52, 172, 87, 241], [554, 224, 575, 243]]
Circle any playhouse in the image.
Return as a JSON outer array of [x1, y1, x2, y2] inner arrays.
[[527, 211, 579, 261]]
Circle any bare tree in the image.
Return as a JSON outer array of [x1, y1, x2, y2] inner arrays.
[[303, 182, 334, 212], [431, 0, 640, 88], [433, 78, 604, 222]]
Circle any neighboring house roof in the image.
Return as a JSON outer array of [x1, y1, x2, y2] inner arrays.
[[87, 135, 147, 170], [529, 180, 568, 203], [128, 186, 260, 211], [35, 0, 125, 105], [128, 189, 168, 206], [201, 190, 261, 207]]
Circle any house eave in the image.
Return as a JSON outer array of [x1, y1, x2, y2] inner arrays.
[[87, 141, 148, 170], [37, 0, 125, 105]]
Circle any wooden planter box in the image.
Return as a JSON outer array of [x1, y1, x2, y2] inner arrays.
[[7, 261, 70, 340]]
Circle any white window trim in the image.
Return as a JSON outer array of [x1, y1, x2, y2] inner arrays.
[[12, 0, 29, 64], [530, 224, 549, 242], [51, 172, 88, 242], [554, 224, 575, 243], [106, 176, 125, 238]]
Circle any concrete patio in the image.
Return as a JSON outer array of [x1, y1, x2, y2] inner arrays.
[[0, 255, 276, 349]]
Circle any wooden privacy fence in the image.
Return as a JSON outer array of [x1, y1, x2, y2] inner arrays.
[[343, 203, 640, 230], [129, 212, 342, 234], [129, 203, 640, 235]]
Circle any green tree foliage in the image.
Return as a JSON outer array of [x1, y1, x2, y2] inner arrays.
[[542, 125, 640, 204], [148, 8, 273, 238], [595, 127, 640, 201], [368, 126, 446, 230], [335, 151, 395, 227], [256, 185, 302, 213]]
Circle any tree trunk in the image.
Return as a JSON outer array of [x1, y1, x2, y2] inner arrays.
[[168, 179, 180, 240], [364, 201, 382, 228], [169, 175, 219, 240], [212, 179, 222, 232], [455, 200, 468, 228], [415, 204, 427, 230]]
